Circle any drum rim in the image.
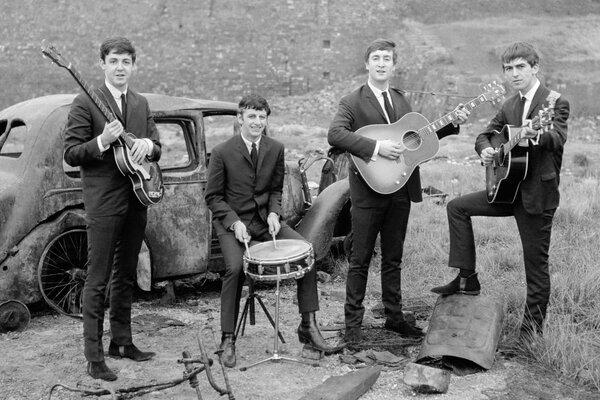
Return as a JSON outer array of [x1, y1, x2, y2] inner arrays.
[[243, 239, 312, 263]]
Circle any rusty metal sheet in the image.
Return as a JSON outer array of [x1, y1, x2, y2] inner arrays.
[[417, 294, 504, 370]]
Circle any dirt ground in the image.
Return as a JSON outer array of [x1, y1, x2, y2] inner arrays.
[[1, 275, 599, 400]]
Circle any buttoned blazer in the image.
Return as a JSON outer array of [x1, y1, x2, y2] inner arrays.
[[328, 84, 458, 205], [205, 133, 285, 231], [64, 84, 161, 216], [475, 84, 570, 214]]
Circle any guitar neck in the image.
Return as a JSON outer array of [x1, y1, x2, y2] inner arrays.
[[418, 93, 490, 136], [66, 66, 135, 149]]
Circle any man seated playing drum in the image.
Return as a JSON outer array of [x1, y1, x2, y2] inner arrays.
[[204, 94, 338, 368]]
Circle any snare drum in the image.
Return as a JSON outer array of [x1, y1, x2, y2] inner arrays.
[[243, 239, 314, 282]]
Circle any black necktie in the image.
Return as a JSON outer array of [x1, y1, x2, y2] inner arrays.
[[516, 96, 526, 126], [120, 93, 127, 128], [251, 142, 258, 170], [382, 91, 395, 123]]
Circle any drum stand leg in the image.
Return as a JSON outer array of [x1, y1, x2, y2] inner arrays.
[[239, 273, 318, 371], [235, 279, 285, 344]]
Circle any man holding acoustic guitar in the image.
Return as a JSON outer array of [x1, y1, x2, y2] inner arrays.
[[64, 37, 162, 381], [431, 42, 570, 340], [328, 38, 470, 344]]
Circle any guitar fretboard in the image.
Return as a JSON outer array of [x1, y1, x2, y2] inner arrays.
[[67, 65, 135, 149], [417, 94, 491, 136]]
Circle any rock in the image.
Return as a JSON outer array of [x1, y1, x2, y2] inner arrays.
[[298, 365, 382, 400], [402, 362, 450, 394]]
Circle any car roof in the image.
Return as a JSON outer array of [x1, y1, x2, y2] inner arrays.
[[0, 93, 238, 125]]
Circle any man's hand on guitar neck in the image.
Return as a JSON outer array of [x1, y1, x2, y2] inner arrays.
[[99, 120, 152, 164], [99, 119, 124, 149]]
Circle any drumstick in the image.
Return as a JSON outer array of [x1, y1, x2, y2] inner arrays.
[[272, 232, 277, 249], [244, 238, 251, 257]]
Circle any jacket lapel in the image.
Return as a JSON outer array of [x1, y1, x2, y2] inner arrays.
[[98, 85, 126, 125], [364, 85, 388, 123], [235, 134, 253, 169], [526, 85, 550, 119]]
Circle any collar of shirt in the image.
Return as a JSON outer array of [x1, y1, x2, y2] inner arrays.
[[241, 134, 261, 154], [105, 80, 128, 112], [518, 78, 540, 123], [367, 81, 393, 122]]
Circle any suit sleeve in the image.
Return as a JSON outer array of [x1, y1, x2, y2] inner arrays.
[[475, 107, 508, 155], [268, 144, 285, 217], [327, 97, 377, 161], [204, 146, 240, 229], [144, 99, 162, 162], [64, 94, 103, 167]]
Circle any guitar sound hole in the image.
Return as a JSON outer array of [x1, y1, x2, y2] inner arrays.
[[403, 131, 422, 150]]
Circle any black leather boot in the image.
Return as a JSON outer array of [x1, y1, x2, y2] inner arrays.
[[297, 312, 344, 354], [431, 272, 481, 295], [219, 333, 236, 368], [87, 360, 117, 381]]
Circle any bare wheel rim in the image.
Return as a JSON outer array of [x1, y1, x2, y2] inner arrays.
[[38, 229, 87, 318]]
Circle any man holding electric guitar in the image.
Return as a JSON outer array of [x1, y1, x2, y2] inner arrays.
[[328, 38, 470, 344], [64, 37, 162, 381], [431, 42, 570, 340]]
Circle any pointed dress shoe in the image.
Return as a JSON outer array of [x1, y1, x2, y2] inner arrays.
[[219, 333, 236, 368], [384, 319, 425, 338], [297, 312, 345, 354], [87, 360, 117, 381], [431, 272, 481, 295], [108, 342, 155, 362]]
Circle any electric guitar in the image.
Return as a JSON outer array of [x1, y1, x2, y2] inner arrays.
[[351, 82, 505, 194], [41, 41, 164, 206], [485, 91, 560, 204]]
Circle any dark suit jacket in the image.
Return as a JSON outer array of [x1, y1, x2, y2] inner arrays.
[[475, 84, 570, 214], [328, 84, 458, 205], [64, 85, 161, 217], [204, 134, 285, 231]]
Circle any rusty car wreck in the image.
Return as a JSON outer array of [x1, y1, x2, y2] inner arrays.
[[0, 93, 350, 331]]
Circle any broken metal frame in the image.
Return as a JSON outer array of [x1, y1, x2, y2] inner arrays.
[[47, 327, 235, 400]]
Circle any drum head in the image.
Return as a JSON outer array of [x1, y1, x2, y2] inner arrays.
[[245, 239, 311, 263]]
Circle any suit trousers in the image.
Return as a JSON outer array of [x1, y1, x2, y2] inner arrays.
[[217, 216, 319, 333], [345, 186, 411, 328], [82, 200, 147, 362], [447, 190, 556, 330]]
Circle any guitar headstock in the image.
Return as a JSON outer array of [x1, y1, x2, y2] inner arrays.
[[531, 106, 555, 132], [480, 81, 506, 105], [41, 40, 71, 69]]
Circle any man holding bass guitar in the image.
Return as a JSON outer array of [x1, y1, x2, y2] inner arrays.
[[64, 37, 161, 381], [328, 38, 470, 344], [431, 42, 570, 339]]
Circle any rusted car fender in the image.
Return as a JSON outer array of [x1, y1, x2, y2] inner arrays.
[[0, 209, 86, 304], [295, 178, 350, 261]]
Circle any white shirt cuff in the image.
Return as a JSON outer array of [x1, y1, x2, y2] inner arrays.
[[97, 136, 109, 152], [143, 138, 153, 155], [371, 141, 380, 161]]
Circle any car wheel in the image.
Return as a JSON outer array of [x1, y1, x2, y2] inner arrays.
[[38, 229, 87, 318]]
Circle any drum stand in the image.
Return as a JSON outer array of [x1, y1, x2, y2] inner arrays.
[[239, 267, 318, 371], [235, 279, 285, 344]]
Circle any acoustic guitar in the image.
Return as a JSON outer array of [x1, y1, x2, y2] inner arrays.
[[351, 82, 505, 194], [42, 41, 164, 206], [485, 91, 560, 204]]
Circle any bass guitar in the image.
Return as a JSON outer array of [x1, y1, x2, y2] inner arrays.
[[41, 41, 164, 206], [486, 91, 560, 204], [351, 82, 505, 194]]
